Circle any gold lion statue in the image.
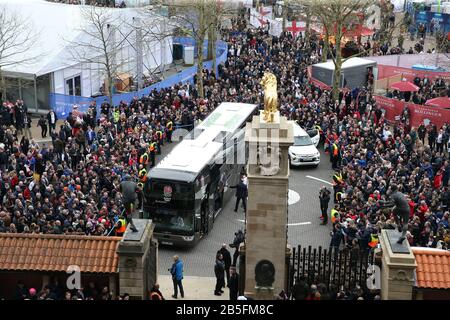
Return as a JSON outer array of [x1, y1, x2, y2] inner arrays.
[[260, 72, 278, 123]]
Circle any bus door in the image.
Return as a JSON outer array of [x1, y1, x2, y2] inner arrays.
[[200, 196, 209, 236]]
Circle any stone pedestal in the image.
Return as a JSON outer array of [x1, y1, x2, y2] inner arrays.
[[243, 112, 293, 298], [117, 219, 157, 300], [380, 229, 417, 300], [254, 287, 276, 300]]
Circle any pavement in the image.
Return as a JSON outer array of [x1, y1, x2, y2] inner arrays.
[[157, 275, 229, 300]]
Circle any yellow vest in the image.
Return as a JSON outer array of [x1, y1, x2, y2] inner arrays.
[[331, 209, 340, 223]]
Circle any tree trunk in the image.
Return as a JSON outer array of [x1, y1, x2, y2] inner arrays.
[[332, 32, 342, 101], [0, 69, 6, 102], [107, 71, 114, 104], [322, 33, 329, 62], [282, 1, 288, 32], [305, 8, 311, 48], [211, 28, 217, 76], [207, 26, 214, 61], [197, 37, 205, 99]]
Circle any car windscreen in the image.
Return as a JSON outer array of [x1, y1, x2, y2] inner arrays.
[[293, 135, 313, 146]]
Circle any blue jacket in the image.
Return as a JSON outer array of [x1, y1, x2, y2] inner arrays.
[[171, 260, 183, 281]]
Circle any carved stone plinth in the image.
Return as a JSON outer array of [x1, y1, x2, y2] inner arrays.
[[380, 229, 417, 300], [117, 219, 157, 300], [243, 111, 293, 298]]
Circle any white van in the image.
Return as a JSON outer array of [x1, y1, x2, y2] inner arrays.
[[288, 121, 320, 167]]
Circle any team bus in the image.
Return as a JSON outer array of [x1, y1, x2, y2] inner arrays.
[[143, 102, 258, 246]]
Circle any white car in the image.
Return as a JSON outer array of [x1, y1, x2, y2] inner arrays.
[[288, 122, 321, 167]]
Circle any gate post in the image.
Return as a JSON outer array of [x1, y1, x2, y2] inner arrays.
[[379, 229, 417, 300]]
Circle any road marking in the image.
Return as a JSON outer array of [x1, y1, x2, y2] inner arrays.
[[236, 219, 311, 226], [288, 222, 312, 226], [288, 189, 300, 205], [306, 175, 333, 186]]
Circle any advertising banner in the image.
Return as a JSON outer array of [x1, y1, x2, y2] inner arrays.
[[377, 64, 450, 81], [374, 95, 450, 128]]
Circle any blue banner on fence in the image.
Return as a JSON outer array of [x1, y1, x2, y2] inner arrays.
[[49, 38, 228, 119]]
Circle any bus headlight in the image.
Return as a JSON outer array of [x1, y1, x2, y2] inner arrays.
[[182, 235, 195, 242]]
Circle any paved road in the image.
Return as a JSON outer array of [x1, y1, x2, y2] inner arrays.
[[156, 145, 333, 277]]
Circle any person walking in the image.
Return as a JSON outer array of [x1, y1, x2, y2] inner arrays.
[[47, 110, 58, 132], [217, 244, 232, 287], [230, 230, 245, 266], [228, 267, 239, 300], [230, 175, 248, 213], [38, 116, 48, 138], [22, 113, 32, 139], [170, 255, 184, 299], [319, 186, 331, 225], [214, 253, 225, 296]]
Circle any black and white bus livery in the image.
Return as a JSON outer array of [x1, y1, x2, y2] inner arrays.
[[143, 102, 258, 246]]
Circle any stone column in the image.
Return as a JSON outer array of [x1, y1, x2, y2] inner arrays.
[[244, 112, 293, 298], [380, 229, 417, 300], [116, 219, 156, 300]]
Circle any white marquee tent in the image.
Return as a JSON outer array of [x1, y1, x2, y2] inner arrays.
[[0, 0, 173, 109]]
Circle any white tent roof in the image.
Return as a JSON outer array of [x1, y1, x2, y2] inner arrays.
[[313, 57, 376, 71], [0, 0, 154, 78]]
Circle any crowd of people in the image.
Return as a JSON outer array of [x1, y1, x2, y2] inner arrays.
[[387, 75, 449, 104], [1, 13, 449, 300]]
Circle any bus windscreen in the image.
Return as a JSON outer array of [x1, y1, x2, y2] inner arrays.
[[146, 180, 195, 232]]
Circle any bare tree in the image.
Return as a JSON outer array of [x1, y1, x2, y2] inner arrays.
[[0, 5, 40, 100], [292, 0, 377, 100], [150, 0, 219, 99], [65, 6, 130, 103]]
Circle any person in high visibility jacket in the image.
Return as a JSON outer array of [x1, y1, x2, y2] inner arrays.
[[331, 142, 339, 169], [166, 120, 173, 143], [115, 217, 127, 236], [333, 171, 344, 203], [139, 152, 149, 165], [331, 206, 340, 224], [155, 130, 164, 148], [368, 233, 379, 248], [138, 166, 147, 183], [333, 171, 343, 185], [335, 191, 344, 203], [149, 141, 157, 167]]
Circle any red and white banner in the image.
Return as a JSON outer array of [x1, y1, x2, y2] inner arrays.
[[286, 21, 306, 38], [374, 95, 450, 128], [377, 65, 450, 82], [250, 6, 273, 28]]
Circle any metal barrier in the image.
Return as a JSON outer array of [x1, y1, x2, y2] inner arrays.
[[49, 38, 228, 119]]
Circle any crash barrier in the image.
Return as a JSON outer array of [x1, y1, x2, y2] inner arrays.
[[49, 38, 228, 119]]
